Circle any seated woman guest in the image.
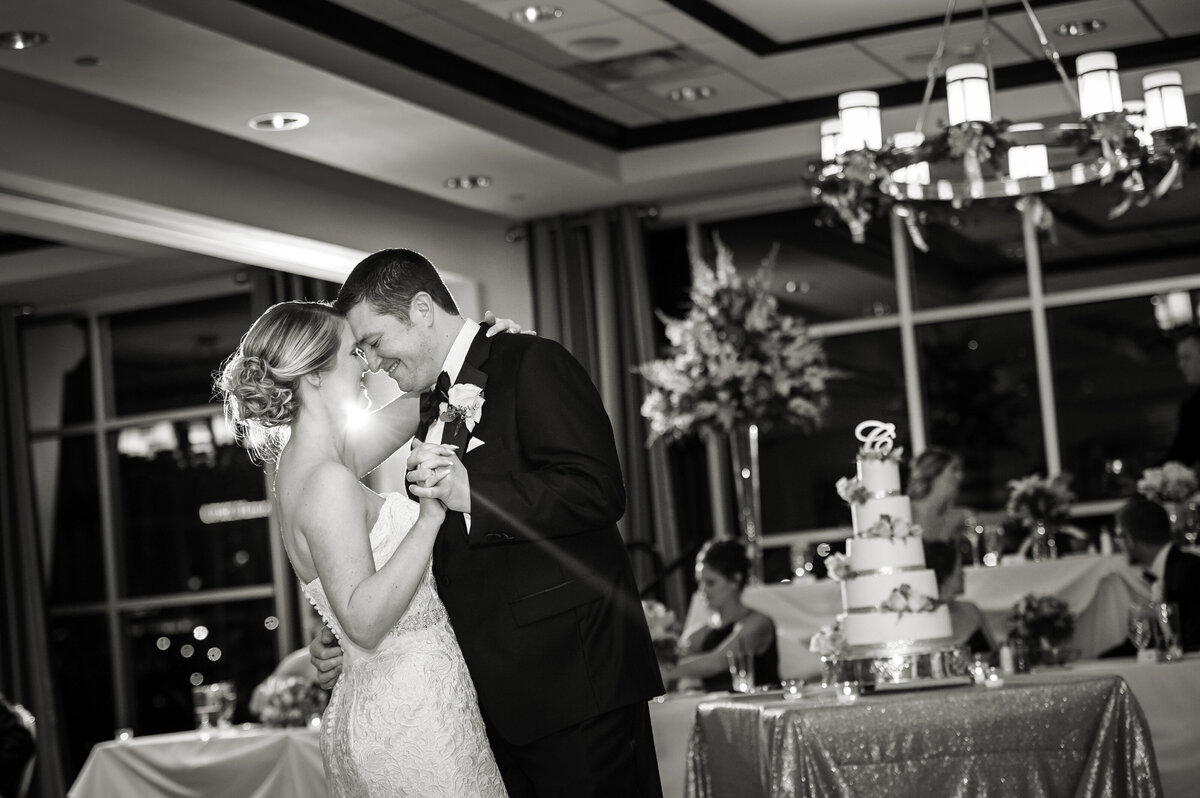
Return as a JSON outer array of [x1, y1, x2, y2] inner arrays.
[[663, 539, 779, 692], [924, 540, 997, 656], [909, 448, 972, 545]]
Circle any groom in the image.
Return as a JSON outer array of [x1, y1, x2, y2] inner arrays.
[[324, 248, 665, 797]]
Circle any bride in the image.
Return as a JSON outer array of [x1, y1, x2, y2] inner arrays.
[[217, 301, 515, 797]]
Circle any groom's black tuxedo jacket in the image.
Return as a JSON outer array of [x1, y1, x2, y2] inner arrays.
[[418, 326, 664, 745]]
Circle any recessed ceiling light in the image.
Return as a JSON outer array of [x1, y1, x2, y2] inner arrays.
[[444, 175, 492, 190], [668, 85, 715, 103], [509, 6, 563, 25], [1054, 19, 1106, 37], [568, 36, 621, 55], [0, 31, 49, 50], [247, 112, 309, 132]]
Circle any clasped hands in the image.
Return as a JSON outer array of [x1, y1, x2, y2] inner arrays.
[[406, 440, 470, 513]]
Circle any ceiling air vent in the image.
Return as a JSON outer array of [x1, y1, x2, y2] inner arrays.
[[562, 46, 711, 91]]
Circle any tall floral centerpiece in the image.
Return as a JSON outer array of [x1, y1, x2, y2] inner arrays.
[[1005, 473, 1075, 561], [638, 236, 835, 583], [1137, 461, 1199, 543], [1006, 593, 1076, 668]]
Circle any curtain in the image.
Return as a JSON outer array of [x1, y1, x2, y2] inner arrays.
[[1, 305, 68, 798], [526, 207, 688, 613]]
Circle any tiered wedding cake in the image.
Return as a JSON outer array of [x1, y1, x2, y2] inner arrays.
[[832, 421, 953, 657]]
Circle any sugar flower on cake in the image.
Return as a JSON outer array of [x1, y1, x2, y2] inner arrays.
[[1136, 461, 1199, 504], [824, 552, 852, 581], [835, 476, 869, 505], [1005, 472, 1075, 523], [636, 235, 836, 444], [809, 621, 846, 657], [862, 514, 922, 540], [879, 583, 936, 617]]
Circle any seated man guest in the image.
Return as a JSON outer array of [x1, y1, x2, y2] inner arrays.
[[662, 539, 779, 692], [1106, 496, 1200, 655]]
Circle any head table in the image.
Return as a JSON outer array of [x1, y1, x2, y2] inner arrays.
[[685, 672, 1162, 798]]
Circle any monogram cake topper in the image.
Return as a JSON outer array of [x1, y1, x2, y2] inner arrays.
[[855, 420, 896, 456]]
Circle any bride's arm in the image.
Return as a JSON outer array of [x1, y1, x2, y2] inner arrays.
[[299, 463, 446, 649], [346, 311, 530, 478]]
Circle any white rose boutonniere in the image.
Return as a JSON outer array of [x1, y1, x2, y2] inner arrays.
[[440, 383, 485, 433]]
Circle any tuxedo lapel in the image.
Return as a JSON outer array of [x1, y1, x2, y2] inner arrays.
[[445, 328, 492, 453]]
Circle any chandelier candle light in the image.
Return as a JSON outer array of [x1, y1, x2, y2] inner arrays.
[[809, 0, 1198, 250]]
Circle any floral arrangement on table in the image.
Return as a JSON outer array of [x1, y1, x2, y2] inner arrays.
[[636, 235, 836, 444], [642, 600, 680, 667], [1005, 472, 1075, 524], [252, 675, 329, 728], [879, 584, 936, 616], [1136, 461, 1198, 504], [1006, 593, 1075, 653]]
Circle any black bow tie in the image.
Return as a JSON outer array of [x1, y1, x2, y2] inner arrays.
[[1142, 570, 1158, 585], [418, 371, 451, 429]]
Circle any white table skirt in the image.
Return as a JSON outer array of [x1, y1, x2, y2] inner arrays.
[[69, 725, 324, 798]]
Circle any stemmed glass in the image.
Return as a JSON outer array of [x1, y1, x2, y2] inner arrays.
[[1127, 602, 1158, 656]]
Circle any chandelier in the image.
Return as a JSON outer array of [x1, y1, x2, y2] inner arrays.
[[808, 0, 1199, 251]]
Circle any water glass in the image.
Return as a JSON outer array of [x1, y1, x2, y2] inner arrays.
[[726, 647, 755, 693], [215, 681, 237, 727], [1155, 602, 1183, 660], [981, 526, 1004, 567], [1127, 602, 1160, 663], [192, 683, 223, 730]]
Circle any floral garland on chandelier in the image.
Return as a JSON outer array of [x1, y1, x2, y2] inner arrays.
[[637, 236, 836, 444]]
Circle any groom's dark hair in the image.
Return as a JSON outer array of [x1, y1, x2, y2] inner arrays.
[[334, 248, 459, 322]]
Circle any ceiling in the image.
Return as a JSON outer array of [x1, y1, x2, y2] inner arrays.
[[1, 0, 1199, 308]]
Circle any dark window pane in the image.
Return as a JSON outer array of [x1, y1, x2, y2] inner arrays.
[[699, 207, 899, 323], [1049, 295, 1185, 501], [916, 313, 1044, 510], [759, 328, 907, 534], [909, 201, 1027, 310], [109, 293, 252, 415], [123, 599, 281, 735], [111, 416, 272, 597], [31, 434, 105, 602], [50, 614, 115, 782], [20, 316, 94, 427]]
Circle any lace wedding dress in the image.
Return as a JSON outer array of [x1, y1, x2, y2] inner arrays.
[[302, 492, 507, 798]]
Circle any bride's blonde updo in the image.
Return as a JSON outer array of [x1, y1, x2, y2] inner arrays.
[[215, 301, 344, 462]]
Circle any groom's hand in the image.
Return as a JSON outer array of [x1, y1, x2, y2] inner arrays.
[[309, 625, 343, 691], [407, 442, 470, 513]]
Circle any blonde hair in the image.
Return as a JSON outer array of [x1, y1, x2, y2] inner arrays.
[[215, 301, 343, 462]]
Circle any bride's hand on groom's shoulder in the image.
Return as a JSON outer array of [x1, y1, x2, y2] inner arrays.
[[482, 310, 535, 337], [309, 626, 343, 691]]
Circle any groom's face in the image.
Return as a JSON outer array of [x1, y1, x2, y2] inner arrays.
[[346, 301, 439, 393]]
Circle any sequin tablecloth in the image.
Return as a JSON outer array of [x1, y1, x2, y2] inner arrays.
[[685, 673, 1162, 798]]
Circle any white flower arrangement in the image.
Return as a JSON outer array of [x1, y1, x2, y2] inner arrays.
[[1005, 473, 1075, 523], [1137, 461, 1198, 504], [641, 600, 679, 643], [252, 676, 328, 728], [637, 236, 836, 444]]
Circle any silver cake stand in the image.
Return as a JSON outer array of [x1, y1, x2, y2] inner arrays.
[[841, 639, 974, 691]]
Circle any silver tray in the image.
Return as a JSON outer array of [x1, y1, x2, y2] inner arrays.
[[841, 643, 974, 689]]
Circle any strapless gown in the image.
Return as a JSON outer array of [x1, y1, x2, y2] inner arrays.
[[301, 492, 507, 798]]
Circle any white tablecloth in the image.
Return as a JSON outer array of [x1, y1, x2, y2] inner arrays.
[[69, 726, 324, 798], [742, 553, 1152, 679]]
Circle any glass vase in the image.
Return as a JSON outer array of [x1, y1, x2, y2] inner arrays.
[[1027, 518, 1057, 562], [728, 423, 765, 585]]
